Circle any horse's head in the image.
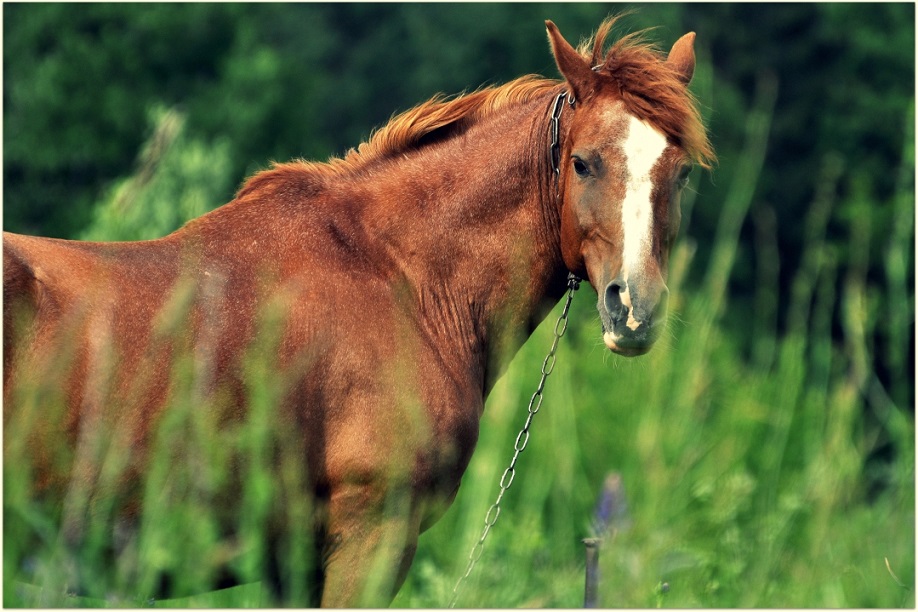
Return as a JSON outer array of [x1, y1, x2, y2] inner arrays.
[[546, 19, 713, 356]]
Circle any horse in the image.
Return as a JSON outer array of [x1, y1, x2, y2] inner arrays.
[[3, 17, 713, 607]]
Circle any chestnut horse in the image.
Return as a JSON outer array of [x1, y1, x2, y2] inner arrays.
[[3, 18, 713, 606]]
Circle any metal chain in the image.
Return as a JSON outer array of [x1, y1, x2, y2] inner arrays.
[[448, 272, 581, 608], [549, 90, 575, 176]]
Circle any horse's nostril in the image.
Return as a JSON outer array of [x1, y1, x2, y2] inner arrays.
[[604, 279, 669, 330], [603, 279, 627, 323]]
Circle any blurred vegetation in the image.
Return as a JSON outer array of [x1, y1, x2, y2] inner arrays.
[[3, 3, 914, 608]]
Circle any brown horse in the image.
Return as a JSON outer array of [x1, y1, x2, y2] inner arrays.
[[3, 17, 713, 606]]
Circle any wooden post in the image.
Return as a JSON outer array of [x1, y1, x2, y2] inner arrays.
[[583, 537, 600, 608]]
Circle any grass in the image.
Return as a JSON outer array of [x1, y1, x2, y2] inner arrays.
[[389, 232, 913, 607], [4, 98, 914, 607]]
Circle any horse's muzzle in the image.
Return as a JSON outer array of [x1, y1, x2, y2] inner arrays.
[[599, 277, 668, 356]]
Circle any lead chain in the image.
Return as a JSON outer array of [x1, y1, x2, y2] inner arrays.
[[448, 272, 581, 608]]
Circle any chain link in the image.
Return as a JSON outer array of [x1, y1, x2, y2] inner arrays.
[[448, 272, 580, 608], [549, 90, 575, 176]]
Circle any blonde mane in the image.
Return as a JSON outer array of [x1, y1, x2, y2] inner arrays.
[[305, 76, 558, 179]]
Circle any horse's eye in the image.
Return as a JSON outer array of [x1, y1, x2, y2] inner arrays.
[[676, 165, 693, 188], [572, 157, 590, 177]]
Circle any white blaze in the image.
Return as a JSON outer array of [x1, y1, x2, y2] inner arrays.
[[604, 114, 670, 351], [620, 116, 668, 288]]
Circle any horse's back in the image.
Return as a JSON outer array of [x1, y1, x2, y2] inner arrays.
[[4, 232, 47, 310], [3, 232, 179, 408], [4, 233, 38, 392], [4, 232, 150, 309], [3, 232, 65, 392]]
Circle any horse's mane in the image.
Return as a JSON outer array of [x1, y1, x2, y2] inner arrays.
[[238, 16, 713, 199], [235, 76, 557, 199]]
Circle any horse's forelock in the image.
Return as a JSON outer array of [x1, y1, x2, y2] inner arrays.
[[581, 16, 715, 169]]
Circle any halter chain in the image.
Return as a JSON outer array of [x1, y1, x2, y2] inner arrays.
[[448, 272, 581, 608], [549, 90, 576, 176]]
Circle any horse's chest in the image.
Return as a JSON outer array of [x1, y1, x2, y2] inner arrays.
[[307, 337, 481, 490]]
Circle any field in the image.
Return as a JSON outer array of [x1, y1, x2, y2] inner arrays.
[[393, 121, 916, 606], [5, 105, 913, 607], [3, 4, 914, 608]]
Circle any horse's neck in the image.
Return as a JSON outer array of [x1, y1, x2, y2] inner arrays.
[[358, 91, 568, 368]]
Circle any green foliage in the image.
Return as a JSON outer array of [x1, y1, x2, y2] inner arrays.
[[80, 107, 234, 242], [4, 4, 244, 236]]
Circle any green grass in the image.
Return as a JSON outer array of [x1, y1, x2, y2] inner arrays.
[[389, 235, 914, 607], [4, 101, 914, 607]]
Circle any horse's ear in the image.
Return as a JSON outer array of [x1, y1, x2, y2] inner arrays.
[[546, 20, 597, 101], [667, 32, 696, 85]]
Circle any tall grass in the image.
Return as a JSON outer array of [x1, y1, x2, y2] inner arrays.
[[4, 92, 914, 607], [4, 273, 320, 607]]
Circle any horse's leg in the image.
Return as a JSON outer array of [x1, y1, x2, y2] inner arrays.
[[319, 481, 421, 607]]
